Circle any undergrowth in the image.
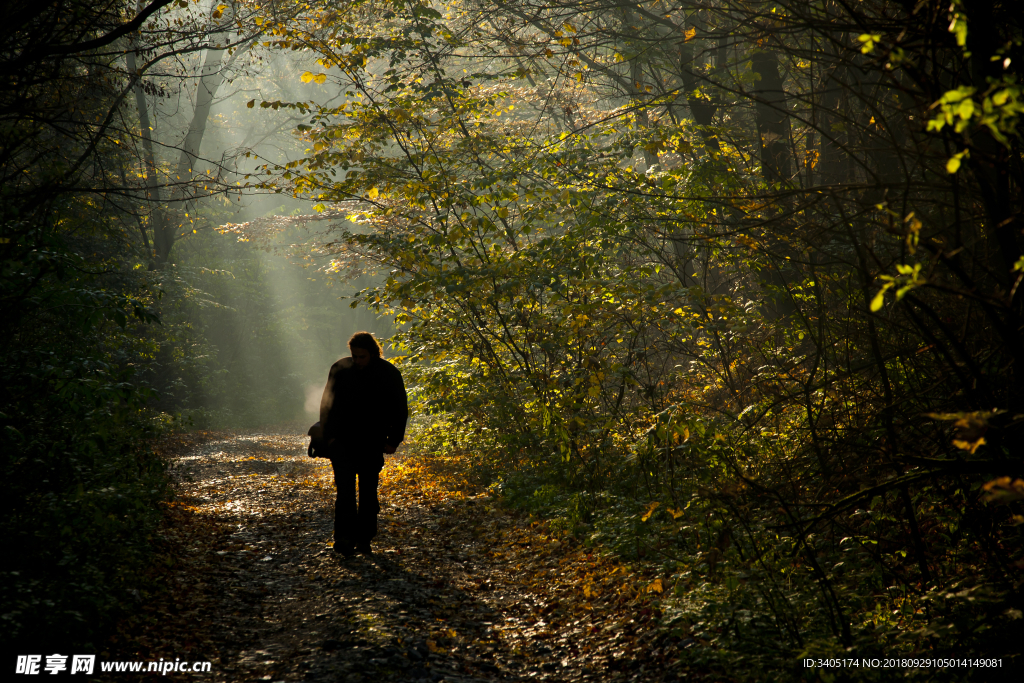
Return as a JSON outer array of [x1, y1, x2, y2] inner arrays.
[[401, 412, 1023, 682], [0, 357, 173, 655]]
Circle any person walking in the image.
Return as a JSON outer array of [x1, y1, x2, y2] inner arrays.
[[319, 331, 408, 557]]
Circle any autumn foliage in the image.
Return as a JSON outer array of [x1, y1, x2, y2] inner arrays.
[[3, 0, 1023, 678], [226, 0, 1024, 676]]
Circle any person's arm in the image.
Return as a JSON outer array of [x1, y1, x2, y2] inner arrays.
[[384, 363, 409, 454], [321, 358, 354, 444], [319, 364, 337, 443]]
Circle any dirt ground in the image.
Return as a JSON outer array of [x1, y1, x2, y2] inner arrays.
[[106, 431, 694, 682]]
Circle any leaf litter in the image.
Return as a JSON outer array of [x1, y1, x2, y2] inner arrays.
[[107, 430, 703, 682]]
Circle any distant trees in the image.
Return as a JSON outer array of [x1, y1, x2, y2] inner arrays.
[[128, 0, 258, 267], [1, 0, 251, 271], [0, 0, 323, 649], [241, 0, 1024, 671]]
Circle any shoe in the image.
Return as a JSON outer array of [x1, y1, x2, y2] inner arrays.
[[355, 542, 372, 555], [333, 543, 354, 558]]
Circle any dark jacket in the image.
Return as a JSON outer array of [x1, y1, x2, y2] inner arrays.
[[319, 356, 408, 461]]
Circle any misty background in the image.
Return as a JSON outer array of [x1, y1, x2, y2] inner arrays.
[[129, 11, 394, 428]]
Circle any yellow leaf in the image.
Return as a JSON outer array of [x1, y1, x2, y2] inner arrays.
[[641, 501, 660, 522], [946, 155, 961, 174], [314, 73, 327, 85], [647, 578, 664, 594], [367, 187, 379, 199], [301, 71, 314, 84], [666, 508, 685, 520], [684, 27, 697, 42], [953, 437, 985, 454], [869, 288, 886, 312], [957, 99, 975, 120], [981, 477, 1024, 505], [246, 99, 255, 108]]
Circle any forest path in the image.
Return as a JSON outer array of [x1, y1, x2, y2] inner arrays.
[[120, 431, 687, 683]]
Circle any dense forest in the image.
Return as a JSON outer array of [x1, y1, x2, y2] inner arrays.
[[3, 0, 1023, 679]]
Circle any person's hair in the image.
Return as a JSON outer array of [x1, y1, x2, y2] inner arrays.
[[348, 331, 382, 358]]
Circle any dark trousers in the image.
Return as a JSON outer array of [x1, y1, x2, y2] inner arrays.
[[330, 457, 381, 548]]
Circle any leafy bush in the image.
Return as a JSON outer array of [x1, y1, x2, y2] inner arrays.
[[0, 230, 172, 652], [239, 0, 1024, 677]]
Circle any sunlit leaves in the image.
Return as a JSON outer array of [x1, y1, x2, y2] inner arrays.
[[928, 82, 1024, 146], [981, 477, 1024, 505], [300, 71, 327, 85], [857, 33, 881, 54], [869, 263, 926, 311], [948, 2, 968, 47], [243, 2, 1024, 673], [945, 150, 967, 174], [640, 502, 659, 522]]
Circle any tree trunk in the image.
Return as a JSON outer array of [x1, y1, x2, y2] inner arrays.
[[126, 47, 164, 268], [155, 4, 235, 267], [677, 23, 721, 153], [751, 50, 792, 186]]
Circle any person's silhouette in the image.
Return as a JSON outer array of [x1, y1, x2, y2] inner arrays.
[[318, 331, 408, 556]]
